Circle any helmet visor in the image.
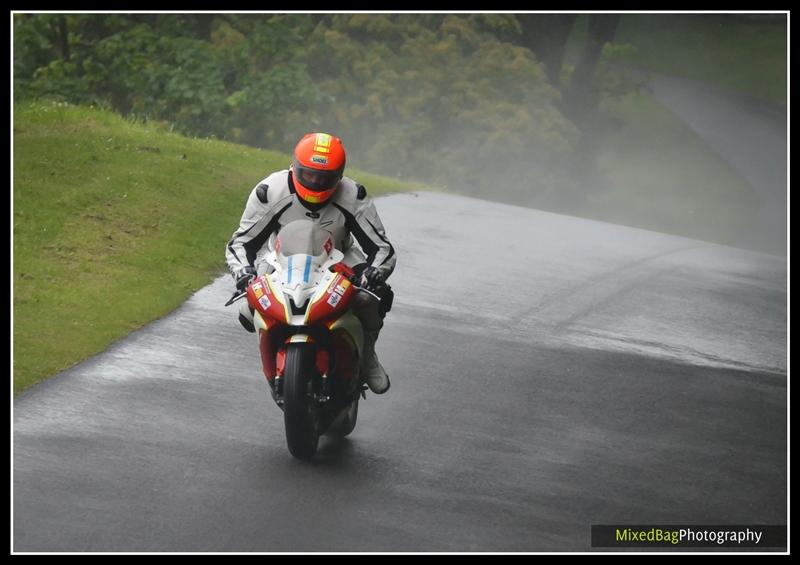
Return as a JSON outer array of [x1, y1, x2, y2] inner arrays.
[[294, 162, 342, 192]]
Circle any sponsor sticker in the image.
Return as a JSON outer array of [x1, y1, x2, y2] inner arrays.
[[311, 154, 329, 165], [258, 296, 271, 310], [334, 284, 346, 296], [327, 275, 340, 294], [327, 293, 341, 307], [253, 284, 264, 299]]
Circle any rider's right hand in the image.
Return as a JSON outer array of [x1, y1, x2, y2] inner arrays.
[[235, 265, 258, 293]]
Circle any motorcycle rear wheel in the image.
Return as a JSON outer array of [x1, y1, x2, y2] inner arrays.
[[283, 345, 320, 459]]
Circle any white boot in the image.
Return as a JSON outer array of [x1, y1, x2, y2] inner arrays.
[[362, 330, 390, 394]]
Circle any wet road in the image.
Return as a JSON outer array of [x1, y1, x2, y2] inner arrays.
[[13, 192, 787, 551]]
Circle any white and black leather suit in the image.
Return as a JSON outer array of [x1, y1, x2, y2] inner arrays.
[[225, 169, 396, 333]]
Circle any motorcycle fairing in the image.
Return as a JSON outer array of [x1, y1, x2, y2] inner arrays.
[[304, 273, 356, 325]]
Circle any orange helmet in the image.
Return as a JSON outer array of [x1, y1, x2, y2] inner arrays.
[[291, 133, 346, 205]]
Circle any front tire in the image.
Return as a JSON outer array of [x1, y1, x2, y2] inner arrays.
[[283, 345, 319, 459]]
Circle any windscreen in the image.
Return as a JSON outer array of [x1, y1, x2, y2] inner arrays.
[[276, 220, 333, 258]]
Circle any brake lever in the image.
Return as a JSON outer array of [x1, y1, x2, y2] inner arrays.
[[224, 291, 247, 307], [353, 285, 381, 301]]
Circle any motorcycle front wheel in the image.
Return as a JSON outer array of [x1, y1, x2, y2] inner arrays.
[[283, 345, 319, 459]]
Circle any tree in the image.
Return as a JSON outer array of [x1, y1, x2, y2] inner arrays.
[[564, 14, 620, 123], [516, 14, 577, 87]]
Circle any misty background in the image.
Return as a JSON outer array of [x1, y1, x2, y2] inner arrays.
[[13, 13, 788, 255]]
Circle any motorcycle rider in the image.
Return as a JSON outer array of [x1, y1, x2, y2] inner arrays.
[[225, 132, 394, 394]]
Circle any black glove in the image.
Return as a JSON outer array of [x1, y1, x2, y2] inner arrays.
[[235, 265, 258, 293], [360, 266, 385, 293]]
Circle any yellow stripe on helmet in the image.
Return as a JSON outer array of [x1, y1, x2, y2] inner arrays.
[[313, 133, 333, 154]]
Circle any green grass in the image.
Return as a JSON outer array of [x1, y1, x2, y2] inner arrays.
[[582, 91, 760, 244], [13, 101, 432, 394], [564, 14, 786, 105], [615, 14, 787, 105]]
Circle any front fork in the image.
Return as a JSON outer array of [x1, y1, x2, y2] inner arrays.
[[270, 337, 331, 406]]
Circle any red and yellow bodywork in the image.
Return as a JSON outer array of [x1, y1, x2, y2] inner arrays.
[[246, 271, 362, 384]]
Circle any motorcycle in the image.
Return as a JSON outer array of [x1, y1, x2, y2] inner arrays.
[[225, 220, 381, 459]]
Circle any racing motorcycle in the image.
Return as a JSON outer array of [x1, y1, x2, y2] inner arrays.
[[225, 220, 384, 460]]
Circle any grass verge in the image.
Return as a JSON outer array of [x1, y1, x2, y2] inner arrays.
[[13, 101, 432, 394]]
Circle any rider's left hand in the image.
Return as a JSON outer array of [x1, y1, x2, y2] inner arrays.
[[235, 265, 258, 293]]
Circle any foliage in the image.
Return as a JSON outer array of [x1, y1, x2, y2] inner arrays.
[[594, 42, 646, 101], [14, 12, 772, 255], [301, 15, 580, 201], [614, 14, 787, 105], [14, 13, 580, 206]]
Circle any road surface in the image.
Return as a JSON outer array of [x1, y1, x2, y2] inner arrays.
[[13, 192, 787, 552]]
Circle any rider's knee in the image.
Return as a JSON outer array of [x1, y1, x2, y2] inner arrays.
[[353, 291, 384, 332], [238, 301, 255, 333]]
